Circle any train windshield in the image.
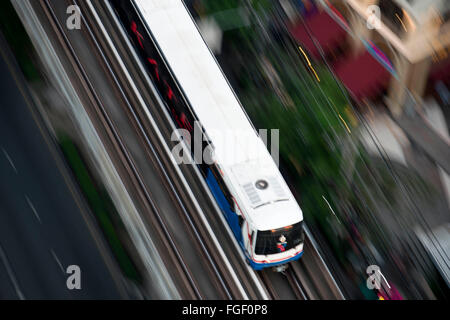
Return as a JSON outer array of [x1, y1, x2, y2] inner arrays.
[[254, 221, 304, 255]]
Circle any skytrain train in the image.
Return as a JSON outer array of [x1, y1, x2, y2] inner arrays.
[[110, 0, 305, 271]]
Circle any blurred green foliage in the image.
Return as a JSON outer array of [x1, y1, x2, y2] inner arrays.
[[59, 134, 141, 283], [0, 0, 40, 82], [196, 0, 363, 283]]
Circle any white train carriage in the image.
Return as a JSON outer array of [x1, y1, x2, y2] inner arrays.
[[114, 0, 305, 270]]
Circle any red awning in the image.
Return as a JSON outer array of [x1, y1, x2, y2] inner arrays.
[[333, 50, 391, 101], [288, 10, 347, 59]]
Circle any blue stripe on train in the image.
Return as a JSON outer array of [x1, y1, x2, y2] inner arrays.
[[248, 251, 304, 270], [205, 168, 243, 245]]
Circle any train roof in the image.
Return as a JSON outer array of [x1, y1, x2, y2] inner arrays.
[[134, 0, 303, 229], [228, 159, 303, 230], [134, 0, 261, 163]]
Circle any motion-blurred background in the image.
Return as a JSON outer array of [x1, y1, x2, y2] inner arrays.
[[0, 0, 448, 300], [187, 0, 450, 299]]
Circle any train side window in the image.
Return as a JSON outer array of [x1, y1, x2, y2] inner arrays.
[[238, 215, 244, 228], [210, 165, 234, 209]]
